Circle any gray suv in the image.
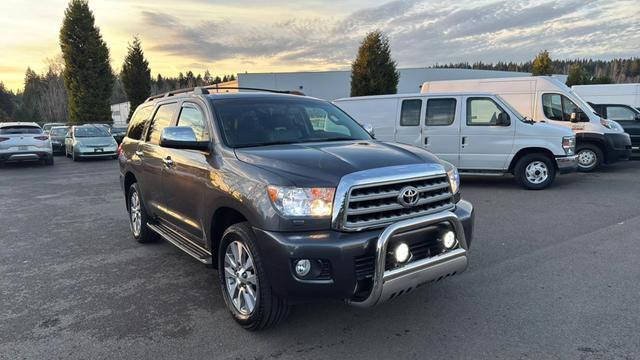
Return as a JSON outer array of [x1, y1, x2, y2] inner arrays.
[[119, 87, 475, 330]]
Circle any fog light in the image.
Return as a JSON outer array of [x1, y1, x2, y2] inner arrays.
[[294, 259, 311, 277], [394, 243, 410, 263], [442, 230, 456, 249]]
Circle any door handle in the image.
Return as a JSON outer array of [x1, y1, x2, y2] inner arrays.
[[461, 136, 467, 145], [424, 137, 429, 145], [135, 150, 144, 157], [162, 156, 174, 167]]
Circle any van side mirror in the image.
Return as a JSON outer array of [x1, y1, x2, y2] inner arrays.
[[160, 127, 209, 151], [362, 123, 375, 138], [497, 112, 510, 126]]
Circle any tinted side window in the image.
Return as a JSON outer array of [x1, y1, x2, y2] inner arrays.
[[400, 99, 422, 126], [467, 98, 508, 126], [127, 106, 152, 140], [147, 103, 178, 145], [426, 98, 456, 126], [606, 106, 636, 121], [177, 105, 210, 141], [542, 94, 563, 121]]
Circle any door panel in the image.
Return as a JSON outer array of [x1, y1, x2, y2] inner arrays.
[[460, 97, 515, 170], [422, 97, 460, 166], [394, 98, 423, 146]]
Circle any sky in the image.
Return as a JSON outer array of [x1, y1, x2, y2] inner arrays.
[[0, 0, 638, 91]]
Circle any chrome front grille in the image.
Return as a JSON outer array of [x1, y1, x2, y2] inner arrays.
[[342, 174, 454, 230]]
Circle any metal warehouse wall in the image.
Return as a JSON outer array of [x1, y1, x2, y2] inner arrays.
[[238, 68, 533, 100]]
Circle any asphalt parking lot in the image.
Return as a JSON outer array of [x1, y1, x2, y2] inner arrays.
[[1, 157, 640, 360]]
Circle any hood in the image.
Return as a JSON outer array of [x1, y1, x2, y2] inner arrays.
[[234, 140, 443, 187], [76, 136, 115, 146], [527, 121, 575, 137]]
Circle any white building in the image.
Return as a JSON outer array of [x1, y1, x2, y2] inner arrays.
[[238, 68, 549, 100]]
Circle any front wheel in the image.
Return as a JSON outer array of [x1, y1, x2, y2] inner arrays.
[[514, 154, 556, 190], [219, 222, 289, 330], [576, 144, 603, 172]]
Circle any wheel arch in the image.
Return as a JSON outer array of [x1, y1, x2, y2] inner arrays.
[[508, 147, 557, 173], [123, 172, 138, 209], [208, 206, 250, 268]]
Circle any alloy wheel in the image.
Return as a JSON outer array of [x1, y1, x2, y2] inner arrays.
[[525, 161, 549, 184], [224, 241, 258, 316], [129, 190, 142, 237]]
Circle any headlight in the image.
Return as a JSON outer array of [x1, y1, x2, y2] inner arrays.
[[267, 186, 335, 217], [562, 136, 575, 155], [600, 118, 621, 131], [447, 168, 460, 195]]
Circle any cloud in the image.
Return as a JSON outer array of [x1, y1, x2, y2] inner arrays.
[[137, 0, 639, 71]]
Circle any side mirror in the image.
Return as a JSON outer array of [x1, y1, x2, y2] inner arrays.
[[160, 127, 209, 151], [362, 123, 375, 138], [635, 114, 640, 122], [497, 112, 511, 126]]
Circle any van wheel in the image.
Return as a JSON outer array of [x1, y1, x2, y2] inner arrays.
[[576, 144, 602, 172], [127, 183, 157, 243], [218, 222, 289, 330], [514, 154, 556, 190]]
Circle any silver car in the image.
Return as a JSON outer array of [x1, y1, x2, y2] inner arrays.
[[65, 125, 118, 161], [0, 122, 54, 165]]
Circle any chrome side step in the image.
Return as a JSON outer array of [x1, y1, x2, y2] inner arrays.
[[147, 223, 212, 265]]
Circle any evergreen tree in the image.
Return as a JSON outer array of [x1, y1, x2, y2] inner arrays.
[[566, 63, 586, 86], [350, 30, 399, 96], [532, 50, 553, 76], [59, 0, 114, 124], [121, 36, 151, 121]]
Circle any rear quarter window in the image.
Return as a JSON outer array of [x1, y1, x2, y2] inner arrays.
[[127, 106, 153, 140]]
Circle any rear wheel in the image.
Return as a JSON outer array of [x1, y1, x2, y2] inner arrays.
[[44, 156, 54, 166], [514, 154, 556, 190], [72, 150, 80, 162], [127, 183, 157, 243], [576, 144, 603, 172], [219, 222, 289, 330]]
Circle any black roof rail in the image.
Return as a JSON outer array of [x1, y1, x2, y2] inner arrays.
[[145, 85, 305, 102]]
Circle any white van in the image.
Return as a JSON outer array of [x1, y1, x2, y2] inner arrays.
[[334, 92, 577, 190], [421, 76, 631, 172], [572, 84, 640, 110]]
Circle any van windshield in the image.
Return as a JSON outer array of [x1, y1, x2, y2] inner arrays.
[[496, 95, 525, 121]]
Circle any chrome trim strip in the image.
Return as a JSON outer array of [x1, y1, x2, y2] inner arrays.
[[347, 211, 468, 308], [332, 163, 447, 231]]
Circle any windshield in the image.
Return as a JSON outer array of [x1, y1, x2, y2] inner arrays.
[[111, 127, 127, 135], [496, 95, 525, 121], [569, 90, 597, 115], [0, 126, 42, 135], [50, 127, 69, 136], [212, 97, 372, 148], [74, 127, 109, 137]]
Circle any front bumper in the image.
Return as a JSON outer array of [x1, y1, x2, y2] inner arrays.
[[77, 149, 117, 158], [51, 142, 65, 154], [555, 155, 578, 174], [252, 200, 474, 305], [603, 133, 632, 163]]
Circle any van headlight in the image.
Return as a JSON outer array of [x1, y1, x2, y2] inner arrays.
[[600, 118, 622, 131], [447, 168, 460, 195], [267, 186, 335, 217], [562, 136, 576, 155]]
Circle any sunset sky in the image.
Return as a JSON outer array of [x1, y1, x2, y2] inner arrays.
[[1, 0, 638, 91]]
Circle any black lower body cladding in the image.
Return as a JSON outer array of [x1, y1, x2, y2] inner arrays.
[[603, 133, 632, 163], [252, 200, 474, 304]]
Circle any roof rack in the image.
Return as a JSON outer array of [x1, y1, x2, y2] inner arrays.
[[144, 86, 305, 102]]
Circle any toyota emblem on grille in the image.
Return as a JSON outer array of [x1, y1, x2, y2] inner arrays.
[[398, 186, 420, 208]]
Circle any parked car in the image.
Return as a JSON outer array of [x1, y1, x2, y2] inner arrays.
[[49, 126, 69, 155], [589, 103, 640, 157], [0, 122, 53, 165], [573, 83, 640, 110], [65, 125, 118, 161], [421, 76, 631, 172], [119, 86, 474, 330], [42, 122, 66, 134], [110, 126, 127, 144], [334, 92, 577, 190]]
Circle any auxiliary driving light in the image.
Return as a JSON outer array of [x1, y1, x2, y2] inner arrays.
[[294, 259, 311, 277], [442, 230, 456, 249], [394, 243, 410, 263]]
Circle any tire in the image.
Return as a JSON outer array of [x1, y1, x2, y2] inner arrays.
[[127, 183, 158, 243], [576, 144, 603, 172], [218, 222, 289, 330], [45, 156, 54, 166], [514, 153, 556, 190], [72, 150, 80, 162]]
